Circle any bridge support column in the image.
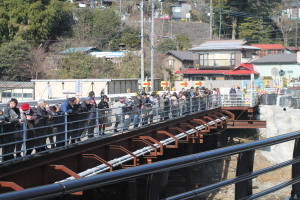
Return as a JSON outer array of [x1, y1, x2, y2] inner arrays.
[[235, 150, 255, 199], [145, 172, 169, 200], [292, 138, 300, 198]]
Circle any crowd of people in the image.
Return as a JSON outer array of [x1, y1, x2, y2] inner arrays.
[[0, 87, 222, 162]]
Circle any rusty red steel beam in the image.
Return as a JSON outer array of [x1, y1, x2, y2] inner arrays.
[[82, 154, 114, 172], [191, 119, 210, 133], [169, 127, 189, 143], [179, 123, 204, 143], [133, 138, 160, 158], [49, 165, 83, 195], [0, 182, 23, 191], [204, 116, 218, 129], [109, 145, 139, 167], [139, 136, 164, 156], [157, 131, 179, 148], [226, 120, 266, 129], [206, 114, 223, 128], [180, 123, 199, 138], [221, 110, 235, 120], [50, 165, 82, 179]]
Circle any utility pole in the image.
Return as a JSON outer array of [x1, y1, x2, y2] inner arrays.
[[209, 0, 213, 40], [219, 9, 222, 39], [141, 0, 144, 89], [297, 1, 299, 47], [150, 0, 155, 92]]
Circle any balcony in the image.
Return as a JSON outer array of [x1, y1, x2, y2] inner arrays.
[[197, 59, 235, 70]]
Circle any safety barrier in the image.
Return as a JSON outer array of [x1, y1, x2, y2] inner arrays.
[[0, 95, 228, 164], [0, 130, 300, 199]]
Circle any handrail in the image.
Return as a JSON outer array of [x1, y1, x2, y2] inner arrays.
[[0, 131, 299, 200]]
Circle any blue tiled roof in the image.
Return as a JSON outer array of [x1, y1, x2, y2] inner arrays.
[[60, 47, 101, 54]]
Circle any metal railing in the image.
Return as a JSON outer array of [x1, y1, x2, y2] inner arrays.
[[0, 130, 299, 200], [0, 93, 258, 164]]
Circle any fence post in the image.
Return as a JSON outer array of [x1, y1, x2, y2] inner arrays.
[[292, 138, 300, 198], [64, 113, 68, 147], [22, 120, 27, 158], [189, 98, 192, 114], [235, 150, 255, 199], [95, 109, 100, 136]]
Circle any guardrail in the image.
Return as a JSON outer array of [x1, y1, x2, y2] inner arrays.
[[0, 130, 299, 200], [0, 93, 258, 164]]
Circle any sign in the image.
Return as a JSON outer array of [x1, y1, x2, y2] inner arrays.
[[143, 81, 151, 87], [75, 79, 82, 96], [194, 81, 202, 87], [279, 70, 285, 76], [186, 13, 191, 19], [127, 89, 130, 93], [180, 81, 189, 87], [161, 81, 169, 87], [245, 94, 251, 104]]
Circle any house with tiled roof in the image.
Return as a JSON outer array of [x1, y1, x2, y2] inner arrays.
[[251, 44, 285, 57], [60, 47, 101, 54], [175, 40, 260, 81], [165, 50, 193, 72], [250, 53, 300, 88]]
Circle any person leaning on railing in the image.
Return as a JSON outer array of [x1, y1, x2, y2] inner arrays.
[[142, 93, 153, 125], [98, 95, 109, 135], [20, 103, 38, 156], [133, 94, 143, 128], [36, 99, 52, 152], [3, 98, 23, 161], [122, 96, 134, 131]]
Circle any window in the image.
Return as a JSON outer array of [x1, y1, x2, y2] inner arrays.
[[2, 92, 11, 98], [168, 59, 175, 68], [199, 54, 208, 66]]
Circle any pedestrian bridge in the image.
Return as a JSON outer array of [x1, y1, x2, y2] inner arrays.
[[2, 93, 295, 200]]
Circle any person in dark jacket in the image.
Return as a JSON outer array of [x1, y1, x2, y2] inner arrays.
[[98, 95, 109, 135], [87, 91, 97, 137], [3, 98, 22, 161], [35, 99, 52, 152], [20, 103, 39, 155], [133, 94, 144, 128]]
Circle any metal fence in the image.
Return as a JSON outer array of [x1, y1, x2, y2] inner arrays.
[[0, 93, 259, 164]]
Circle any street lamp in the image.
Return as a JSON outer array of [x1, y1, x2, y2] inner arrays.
[[62, 81, 64, 89], [91, 81, 94, 91]]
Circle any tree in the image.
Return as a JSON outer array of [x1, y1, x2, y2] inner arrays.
[[0, 41, 30, 81], [0, 0, 72, 43], [213, 0, 281, 40], [175, 33, 192, 51], [238, 17, 273, 43], [115, 53, 141, 78], [58, 53, 99, 79], [92, 9, 121, 49], [157, 38, 177, 52], [121, 26, 141, 50]]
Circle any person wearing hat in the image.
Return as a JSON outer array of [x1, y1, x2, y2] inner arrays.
[[20, 103, 38, 155], [98, 95, 109, 135]]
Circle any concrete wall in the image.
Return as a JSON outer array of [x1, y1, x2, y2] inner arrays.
[[174, 80, 252, 91], [33, 79, 109, 100], [253, 64, 300, 80]]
